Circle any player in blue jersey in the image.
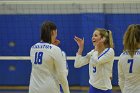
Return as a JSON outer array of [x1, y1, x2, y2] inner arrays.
[[29, 21, 70, 93], [118, 24, 140, 93], [74, 28, 114, 93]]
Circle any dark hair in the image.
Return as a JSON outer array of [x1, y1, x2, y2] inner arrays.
[[123, 24, 140, 57], [41, 21, 57, 43]]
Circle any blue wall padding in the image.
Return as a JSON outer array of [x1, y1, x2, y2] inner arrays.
[[0, 13, 140, 86]]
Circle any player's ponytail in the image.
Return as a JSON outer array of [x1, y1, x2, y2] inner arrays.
[[108, 30, 114, 48], [123, 24, 140, 57]]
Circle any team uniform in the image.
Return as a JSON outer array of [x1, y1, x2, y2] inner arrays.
[[74, 48, 114, 93], [29, 42, 70, 93], [118, 49, 140, 93]]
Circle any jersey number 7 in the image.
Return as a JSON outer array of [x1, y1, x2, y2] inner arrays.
[[128, 59, 133, 73], [34, 52, 43, 64]]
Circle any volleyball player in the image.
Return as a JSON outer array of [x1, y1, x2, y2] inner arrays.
[[29, 21, 70, 93], [74, 28, 114, 93], [118, 24, 140, 93]]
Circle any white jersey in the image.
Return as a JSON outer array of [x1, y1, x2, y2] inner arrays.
[[118, 49, 140, 93], [29, 42, 70, 93], [74, 48, 114, 90]]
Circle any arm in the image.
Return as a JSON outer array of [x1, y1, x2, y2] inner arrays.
[[53, 47, 70, 93], [74, 36, 90, 68], [52, 39, 69, 76], [90, 48, 114, 66], [62, 51, 69, 76], [74, 53, 90, 68], [118, 55, 125, 92]]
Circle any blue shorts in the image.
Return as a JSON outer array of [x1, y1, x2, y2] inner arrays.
[[89, 85, 112, 93]]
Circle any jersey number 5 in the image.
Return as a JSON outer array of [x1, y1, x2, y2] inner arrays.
[[34, 52, 43, 64], [128, 59, 133, 73]]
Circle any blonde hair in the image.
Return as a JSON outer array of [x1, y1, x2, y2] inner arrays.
[[95, 28, 114, 48], [123, 24, 140, 57]]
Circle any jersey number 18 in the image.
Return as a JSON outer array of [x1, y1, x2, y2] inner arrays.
[[34, 52, 43, 64]]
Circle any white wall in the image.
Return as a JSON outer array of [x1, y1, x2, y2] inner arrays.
[[0, 0, 140, 3], [0, 0, 140, 14]]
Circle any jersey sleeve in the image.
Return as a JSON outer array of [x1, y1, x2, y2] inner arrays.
[[30, 47, 34, 64], [74, 50, 93, 68], [52, 46, 70, 93], [89, 48, 114, 66], [62, 51, 69, 76], [118, 53, 125, 92]]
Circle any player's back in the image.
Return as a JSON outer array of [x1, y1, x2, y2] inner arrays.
[[29, 42, 60, 93], [119, 49, 140, 93]]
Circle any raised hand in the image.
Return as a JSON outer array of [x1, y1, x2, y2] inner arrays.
[[74, 36, 84, 55]]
